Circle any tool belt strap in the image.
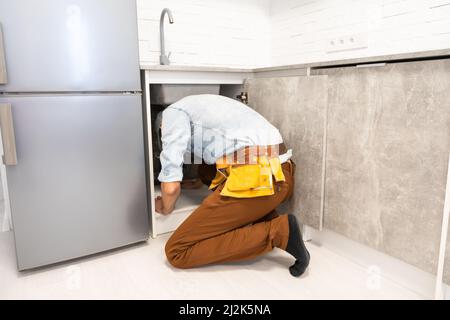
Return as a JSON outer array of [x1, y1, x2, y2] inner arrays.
[[209, 145, 288, 198], [216, 143, 287, 169]]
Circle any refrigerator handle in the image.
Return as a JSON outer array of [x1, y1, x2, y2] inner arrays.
[[0, 103, 18, 165]]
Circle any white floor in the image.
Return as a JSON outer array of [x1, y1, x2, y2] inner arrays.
[[0, 231, 427, 300]]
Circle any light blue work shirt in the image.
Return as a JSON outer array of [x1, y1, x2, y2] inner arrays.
[[158, 94, 283, 182]]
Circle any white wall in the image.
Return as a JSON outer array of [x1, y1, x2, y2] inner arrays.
[[270, 0, 450, 66], [137, 0, 271, 68], [137, 0, 450, 68]]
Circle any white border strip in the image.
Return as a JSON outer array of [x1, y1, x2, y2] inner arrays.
[[147, 70, 251, 85], [319, 76, 329, 231], [0, 125, 12, 232], [435, 152, 450, 299], [143, 71, 157, 238]]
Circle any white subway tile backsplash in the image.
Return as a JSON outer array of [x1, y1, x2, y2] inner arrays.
[[270, 0, 450, 66], [137, 0, 450, 68], [137, 0, 271, 67]]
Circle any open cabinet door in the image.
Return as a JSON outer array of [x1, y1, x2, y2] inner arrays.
[[244, 76, 328, 230], [314, 59, 450, 284]]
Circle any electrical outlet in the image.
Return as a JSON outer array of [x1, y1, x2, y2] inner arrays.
[[326, 33, 368, 53]]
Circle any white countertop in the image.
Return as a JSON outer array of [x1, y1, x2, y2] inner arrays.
[[254, 48, 450, 72], [140, 48, 450, 73], [140, 64, 252, 73]]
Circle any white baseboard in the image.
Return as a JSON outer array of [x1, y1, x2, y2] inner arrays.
[[308, 227, 439, 299]]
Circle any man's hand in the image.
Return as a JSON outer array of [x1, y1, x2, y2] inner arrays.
[[155, 182, 181, 215]]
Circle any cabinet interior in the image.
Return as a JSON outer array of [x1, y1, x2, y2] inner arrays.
[[149, 84, 243, 235]]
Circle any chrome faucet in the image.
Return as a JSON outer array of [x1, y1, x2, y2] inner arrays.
[[160, 8, 174, 65]]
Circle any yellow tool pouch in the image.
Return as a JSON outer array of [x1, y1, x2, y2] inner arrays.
[[210, 156, 286, 199]]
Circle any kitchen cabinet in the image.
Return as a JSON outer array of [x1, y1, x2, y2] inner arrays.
[[314, 59, 450, 282], [142, 67, 326, 236], [0, 25, 6, 84], [244, 76, 329, 230], [143, 70, 328, 236], [142, 61, 449, 285], [141, 68, 250, 237]]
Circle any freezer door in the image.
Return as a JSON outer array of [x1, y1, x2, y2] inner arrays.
[[0, 0, 140, 92], [0, 94, 149, 270]]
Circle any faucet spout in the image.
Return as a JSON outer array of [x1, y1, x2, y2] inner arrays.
[[160, 8, 174, 65]]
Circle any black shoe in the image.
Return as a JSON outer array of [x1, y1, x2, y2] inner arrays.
[[286, 214, 310, 277]]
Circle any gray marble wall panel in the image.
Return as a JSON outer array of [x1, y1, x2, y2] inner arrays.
[[316, 59, 450, 281], [244, 76, 328, 229]]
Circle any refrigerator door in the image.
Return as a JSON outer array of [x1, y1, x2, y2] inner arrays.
[[0, 0, 140, 92], [0, 94, 149, 270]]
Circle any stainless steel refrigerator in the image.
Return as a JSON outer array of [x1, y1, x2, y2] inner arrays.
[[0, 0, 149, 270]]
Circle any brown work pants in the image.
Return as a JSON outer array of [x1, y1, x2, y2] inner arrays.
[[165, 161, 294, 269]]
